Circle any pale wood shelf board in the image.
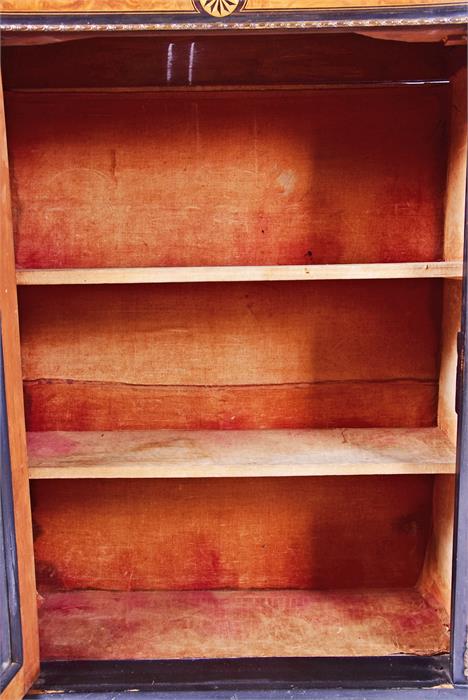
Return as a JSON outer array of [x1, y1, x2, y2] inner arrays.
[[39, 588, 449, 660], [16, 262, 463, 286], [27, 427, 456, 479]]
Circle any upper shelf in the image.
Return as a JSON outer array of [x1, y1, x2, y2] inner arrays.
[[16, 262, 463, 286], [27, 427, 455, 479]]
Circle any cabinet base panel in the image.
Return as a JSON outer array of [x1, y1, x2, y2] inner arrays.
[[38, 588, 448, 661], [34, 655, 452, 694]]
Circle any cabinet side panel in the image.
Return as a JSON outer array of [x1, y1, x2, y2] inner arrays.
[[439, 67, 466, 442], [438, 281, 462, 445], [443, 68, 467, 264], [418, 473, 455, 615], [0, 77, 39, 698], [421, 67, 467, 618]]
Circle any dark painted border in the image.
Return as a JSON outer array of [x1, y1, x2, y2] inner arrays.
[[0, 2, 467, 30], [24, 689, 468, 699], [35, 656, 451, 693], [450, 167, 468, 686], [0, 327, 23, 692]]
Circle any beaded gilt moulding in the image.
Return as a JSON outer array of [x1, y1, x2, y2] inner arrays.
[[1, 0, 467, 31]]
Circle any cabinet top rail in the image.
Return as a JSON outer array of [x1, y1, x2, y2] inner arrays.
[[1, 0, 467, 33]]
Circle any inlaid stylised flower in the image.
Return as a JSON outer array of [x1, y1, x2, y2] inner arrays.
[[195, 0, 246, 17]]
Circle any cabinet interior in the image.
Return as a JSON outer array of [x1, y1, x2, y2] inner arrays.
[[2, 31, 466, 661]]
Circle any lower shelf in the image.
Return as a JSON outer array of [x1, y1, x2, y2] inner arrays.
[[38, 588, 449, 660], [27, 427, 455, 478]]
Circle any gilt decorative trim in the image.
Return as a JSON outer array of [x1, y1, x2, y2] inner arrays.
[[1, 17, 467, 30], [1, 1, 467, 31]]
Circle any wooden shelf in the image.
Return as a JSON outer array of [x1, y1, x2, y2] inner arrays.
[[38, 588, 449, 660], [27, 427, 455, 479], [16, 261, 462, 286]]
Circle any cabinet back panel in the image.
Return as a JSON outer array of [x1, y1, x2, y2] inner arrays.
[[19, 280, 441, 430], [31, 475, 433, 591], [24, 380, 437, 431], [7, 87, 447, 268]]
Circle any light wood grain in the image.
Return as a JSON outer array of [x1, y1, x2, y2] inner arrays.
[[15, 261, 463, 286], [419, 474, 455, 616], [422, 67, 467, 622], [0, 75, 39, 699], [38, 588, 449, 660], [27, 427, 456, 479], [438, 280, 462, 445], [438, 67, 467, 445], [40, 589, 448, 660], [247, 0, 465, 7], [443, 68, 467, 264], [0, 0, 463, 11]]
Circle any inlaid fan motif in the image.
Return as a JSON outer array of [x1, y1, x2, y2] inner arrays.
[[195, 0, 246, 17]]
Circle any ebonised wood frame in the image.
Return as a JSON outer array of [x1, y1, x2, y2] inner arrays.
[[22, 690, 468, 699], [1, 4, 466, 695], [0, 329, 24, 693], [34, 656, 452, 693], [450, 168, 468, 688]]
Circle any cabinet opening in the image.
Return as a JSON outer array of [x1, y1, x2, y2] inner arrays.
[[2, 31, 465, 665]]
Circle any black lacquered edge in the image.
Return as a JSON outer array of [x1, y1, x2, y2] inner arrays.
[[0, 327, 24, 692], [450, 155, 468, 687], [34, 655, 451, 693], [24, 689, 468, 700]]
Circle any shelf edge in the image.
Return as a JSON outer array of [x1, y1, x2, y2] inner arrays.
[[28, 462, 456, 479], [15, 262, 464, 286]]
